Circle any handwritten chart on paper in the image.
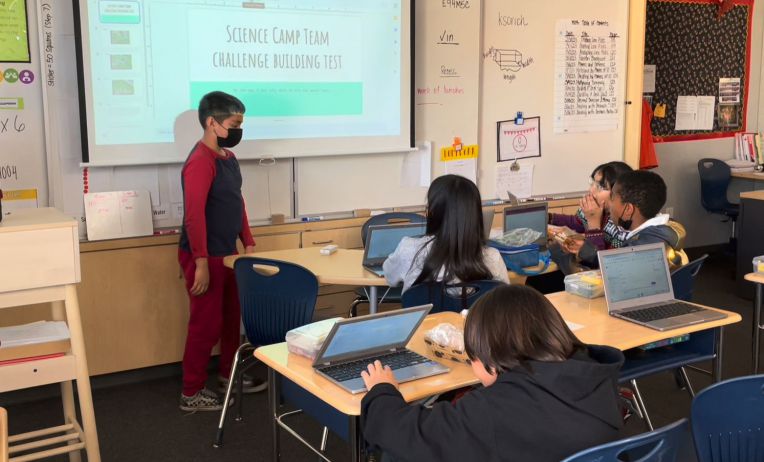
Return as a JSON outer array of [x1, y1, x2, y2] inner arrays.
[[83, 190, 153, 241], [554, 19, 623, 134]]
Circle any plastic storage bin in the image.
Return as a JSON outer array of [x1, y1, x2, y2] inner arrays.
[[564, 270, 604, 299], [754, 255, 764, 274], [285, 317, 341, 360]]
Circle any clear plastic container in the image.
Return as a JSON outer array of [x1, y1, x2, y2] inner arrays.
[[564, 270, 605, 299], [285, 317, 341, 360], [754, 256, 764, 274]]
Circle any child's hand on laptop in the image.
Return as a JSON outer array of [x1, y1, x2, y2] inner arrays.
[[361, 360, 399, 390]]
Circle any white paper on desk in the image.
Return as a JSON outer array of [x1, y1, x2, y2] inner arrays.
[[675, 96, 698, 131], [0, 321, 70, 348], [113, 166, 160, 206], [401, 141, 432, 188], [643, 65, 656, 93], [565, 321, 584, 332], [496, 163, 534, 199], [444, 158, 477, 184], [696, 96, 716, 130]]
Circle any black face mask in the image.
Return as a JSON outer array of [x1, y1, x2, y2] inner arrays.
[[217, 127, 243, 148], [617, 205, 633, 230]]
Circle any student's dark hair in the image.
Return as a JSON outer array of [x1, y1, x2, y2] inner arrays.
[[591, 161, 633, 190], [413, 175, 492, 285], [612, 170, 667, 219], [465, 285, 585, 373], [197, 91, 246, 128]]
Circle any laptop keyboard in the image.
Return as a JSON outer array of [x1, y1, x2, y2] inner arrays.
[[318, 350, 432, 383], [619, 302, 703, 323]]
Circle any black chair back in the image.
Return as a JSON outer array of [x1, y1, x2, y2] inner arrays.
[[698, 159, 733, 213]]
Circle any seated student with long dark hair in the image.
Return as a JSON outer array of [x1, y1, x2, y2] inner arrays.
[[360, 285, 624, 462], [383, 174, 509, 292]]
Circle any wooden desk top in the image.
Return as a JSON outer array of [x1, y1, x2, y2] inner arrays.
[[732, 172, 764, 181], [744, 273, 764, 285], [0, 208, 77, 233], [224, 247, 556, 286], [740, 190, 764, 201], [546, 292, 741, 350], [255, 293, 741, 415], [255, 311, 477, 415], [224, 249, 390, 286]]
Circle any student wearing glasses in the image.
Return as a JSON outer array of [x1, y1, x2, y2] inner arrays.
[[548, 161, 632, 273]]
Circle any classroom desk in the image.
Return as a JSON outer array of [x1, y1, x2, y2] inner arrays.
[[223, 248, 558, 313], [731, 171, 764, 181], [256, 294, 740, 462], [745, 272, 764, 374], [736, 190, 764, 298]]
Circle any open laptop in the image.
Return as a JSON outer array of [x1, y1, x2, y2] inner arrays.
[[503, 202, 549, 248], [598, 243, 726, 331], [313, 305, 450, 394], [362, 222, 426, 277], [481, 209, 495, 239]]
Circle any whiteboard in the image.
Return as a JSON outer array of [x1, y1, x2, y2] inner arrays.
[[32, 0, 630, 233], [478, 0, 629, 199], [296, 0, 483, 215]]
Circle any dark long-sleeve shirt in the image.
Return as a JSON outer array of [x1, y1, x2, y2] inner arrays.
[[179, 142, 255, 258]]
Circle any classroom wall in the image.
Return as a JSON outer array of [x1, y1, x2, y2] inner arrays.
[[652, 2, 764, 248]]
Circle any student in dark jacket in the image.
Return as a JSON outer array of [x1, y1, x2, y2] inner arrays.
[[578, 170, 685, 270], [360, 285, 624, 462]]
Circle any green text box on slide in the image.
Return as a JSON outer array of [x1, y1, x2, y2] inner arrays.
[[190, 82, 363, 117]]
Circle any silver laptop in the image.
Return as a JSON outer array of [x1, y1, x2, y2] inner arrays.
[[506, 191, 520, 206], [503, 202, 549, 248], [481, 209, 495, 239], [362, 223, 426, 277], [598, 243, 726, 331], [313, 305, 450, 394]]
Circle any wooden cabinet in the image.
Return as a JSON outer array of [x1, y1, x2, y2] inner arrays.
[[302, 227, 363, 249]]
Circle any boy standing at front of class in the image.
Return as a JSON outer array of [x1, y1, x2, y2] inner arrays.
[[178, 91, 264, 412]]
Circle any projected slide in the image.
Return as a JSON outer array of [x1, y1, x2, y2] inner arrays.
[[79, 0, 410, 163]]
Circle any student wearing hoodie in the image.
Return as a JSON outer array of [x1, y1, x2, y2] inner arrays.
[[360, 285, 624, 462], [577, 170, 685, 270]]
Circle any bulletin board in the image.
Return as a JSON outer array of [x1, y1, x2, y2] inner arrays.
[[644, 0, 754, 141]]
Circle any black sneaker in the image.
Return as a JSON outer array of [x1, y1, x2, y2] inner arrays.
[[179, 388, 225, 412], [218, 374, 267, 394]]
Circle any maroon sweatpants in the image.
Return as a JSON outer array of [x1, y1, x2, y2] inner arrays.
[[178, 249, 241, 396]]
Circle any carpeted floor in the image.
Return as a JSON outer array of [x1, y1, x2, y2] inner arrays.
[[2, 248, 758, 461]]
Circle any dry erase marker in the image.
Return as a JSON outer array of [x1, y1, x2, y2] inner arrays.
[[302, 216, 324, 222], [154, 229, 179, 235]]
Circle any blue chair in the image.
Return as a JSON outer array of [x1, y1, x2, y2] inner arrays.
[[561, 418, 691, 462], [349, 212, 426, 317], [698, 159, 739, 242], [401, 280, 505, 313], [691, 375, 764, 462], [215, 257, 319, 448], [672, 254, 709, 302], [620, 255, 712, 431]]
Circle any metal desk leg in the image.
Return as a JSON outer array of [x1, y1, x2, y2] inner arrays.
[[368, 286, 379, 314], [754, 283, 763, 374], [349, 415, 363, 462], [268, 369, 280, 462], [713, 327, 725, 383]]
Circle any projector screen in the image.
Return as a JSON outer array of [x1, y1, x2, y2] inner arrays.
[[74, 0, 413, 165]]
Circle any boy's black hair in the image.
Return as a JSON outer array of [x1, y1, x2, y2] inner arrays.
[[594, 161, 633, 190], [612, 170, 667, 219], [464, 285, 584, 374], [197, 91, 246, 128]]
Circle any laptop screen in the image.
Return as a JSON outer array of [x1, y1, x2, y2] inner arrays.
[[504, 204, 547, 242], [600, 245, 671, 303], [366, 224, 426, 260], [319, 309, 425, 362]]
